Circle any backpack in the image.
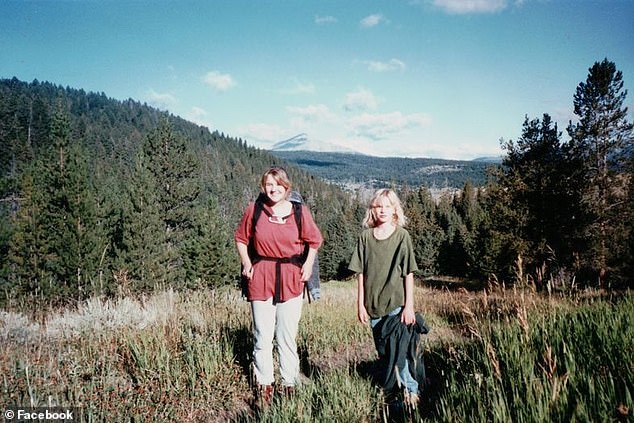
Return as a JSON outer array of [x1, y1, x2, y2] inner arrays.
[[240, 191, 321, 302]]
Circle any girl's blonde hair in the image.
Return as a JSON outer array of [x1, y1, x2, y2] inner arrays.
[[362, 188, 406, 228]]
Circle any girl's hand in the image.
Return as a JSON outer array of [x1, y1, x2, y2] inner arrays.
[[358, 304, 369, 324], [401, 306, 416, 325]]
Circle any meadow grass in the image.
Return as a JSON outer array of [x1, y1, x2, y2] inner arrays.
[[1, 281, 632, 422]]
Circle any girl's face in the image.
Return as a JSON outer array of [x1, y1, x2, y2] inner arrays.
[[264, 174, 287, 204], [372, 197, 395, 225]]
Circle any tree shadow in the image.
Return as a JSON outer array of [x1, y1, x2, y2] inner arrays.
[[352, 358, 381, 385], [299, 344, 321, 380], [351, 350, 450, 421], [223, 325, 253, 384], [223, 324, 323, 387], [422, 277, 486, 292]]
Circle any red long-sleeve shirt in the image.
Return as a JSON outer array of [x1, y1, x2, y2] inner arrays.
[[235, 202, 323, 302]]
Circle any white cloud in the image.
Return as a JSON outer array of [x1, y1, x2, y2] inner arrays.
[[237, 123, 286, 146], [187, 106, 210, 127], [284, 78, 316, 95], [432, 0, 507, 14], [363, 58, 407, 73], [203, 71, 236, 92], [315, 15, 337, 25], [360, 14, 385, 28], [146, 89, 177, 110], [552, 106, 575, 123], [347, 111, 433, 141], [190, 106, 207, 119], [287, 104, 337, 124], [343, 88, 380, 111]]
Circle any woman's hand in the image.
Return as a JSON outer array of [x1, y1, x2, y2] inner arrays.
[[241, 264, 253, 279], [301, 248, 318, 282], [300, 262, 313, 282]]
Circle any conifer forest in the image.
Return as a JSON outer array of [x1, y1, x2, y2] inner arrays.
[[1, 58, 633, 307]]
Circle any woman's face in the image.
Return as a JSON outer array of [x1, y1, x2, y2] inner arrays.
[[264, 174, 288, 204], [372, 197, 394, 225]]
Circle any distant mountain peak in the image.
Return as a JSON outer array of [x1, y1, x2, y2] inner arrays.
[[270, 133, 309, 151], [270, 133, 358, 154]]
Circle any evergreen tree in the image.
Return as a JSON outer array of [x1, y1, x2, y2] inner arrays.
[[40, 103, 99, 297], [475, 167, 528, 283], [7, 103, 99, 301], [139, 119, 200, 285], [454, 181, 487, 278], [403, 186, 442, 276], [6, 169, 48, 299], [501, 114, 566, 287], [435, 192, 469, 276], [282, 181, 361, 281], [622, 158, 634, 287], [565, 59, 634, 286], [182, 196, 238, 288], [117, 151, 167, 290]]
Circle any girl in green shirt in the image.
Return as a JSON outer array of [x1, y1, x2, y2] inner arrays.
[[349, 188, 420, 407]]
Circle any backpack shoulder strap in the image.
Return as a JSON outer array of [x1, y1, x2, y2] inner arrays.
[[292, 201, 302, 238], [251, 193, 268, 236]]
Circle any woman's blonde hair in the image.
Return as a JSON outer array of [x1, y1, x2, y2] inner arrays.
[[362, 188, 406, 228], [260, 166, 292, 195]]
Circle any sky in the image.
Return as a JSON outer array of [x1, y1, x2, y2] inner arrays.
[[1, 0, 633, 160]]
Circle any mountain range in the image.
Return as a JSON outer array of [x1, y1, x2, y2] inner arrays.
[[270, 133, 358, 154], [269, 133, 501, 190]]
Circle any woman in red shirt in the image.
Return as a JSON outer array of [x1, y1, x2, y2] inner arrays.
[[235, 167, 323, 407]]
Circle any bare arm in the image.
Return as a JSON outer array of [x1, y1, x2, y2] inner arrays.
[[357, 273, 369, 324], [236, 241, 253, 279], [401, 272, 415, 325]]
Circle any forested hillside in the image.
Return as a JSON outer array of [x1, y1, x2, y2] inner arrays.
[[1, 58, 633, 306], [0, 77, 360, 304]]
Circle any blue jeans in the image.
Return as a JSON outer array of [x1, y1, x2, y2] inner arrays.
[[370, 307, 419, 395]]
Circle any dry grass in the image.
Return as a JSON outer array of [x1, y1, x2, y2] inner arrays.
[[2, 280, 630, 422]]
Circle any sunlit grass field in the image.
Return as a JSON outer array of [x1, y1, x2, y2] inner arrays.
[[2, 281, 632, 422]]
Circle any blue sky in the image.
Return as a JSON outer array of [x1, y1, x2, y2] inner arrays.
[[1, 0, 633, 160]]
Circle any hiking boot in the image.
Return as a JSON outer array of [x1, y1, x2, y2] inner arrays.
[[256, 384, 274, 409]]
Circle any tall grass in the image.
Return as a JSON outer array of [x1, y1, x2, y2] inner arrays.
[[1, 282, 632, 422], [426, 293, 634, 422]]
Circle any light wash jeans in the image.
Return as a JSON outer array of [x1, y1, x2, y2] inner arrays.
[[370, 307, 419, 395], [251, 295, 303, 386]]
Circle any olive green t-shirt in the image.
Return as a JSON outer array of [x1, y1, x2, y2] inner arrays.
[[348, 226, 419, 318]]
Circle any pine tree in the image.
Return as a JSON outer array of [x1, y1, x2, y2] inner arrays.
[[136, 119, 200, 286], [6, 169, 48, 298], [117, 151, 167, 291], [40, 103, 99, 298], [622, 159, 634, 287], [181, 196, 238, 288], [565, 59, 634, 286], [475, 167, 528, 283], [7, 102, 99, 301], [403, 186, 442, 276], [434, 191, 469, 276], [501, 114, 566, 286], [454, 181, 487, 278]]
